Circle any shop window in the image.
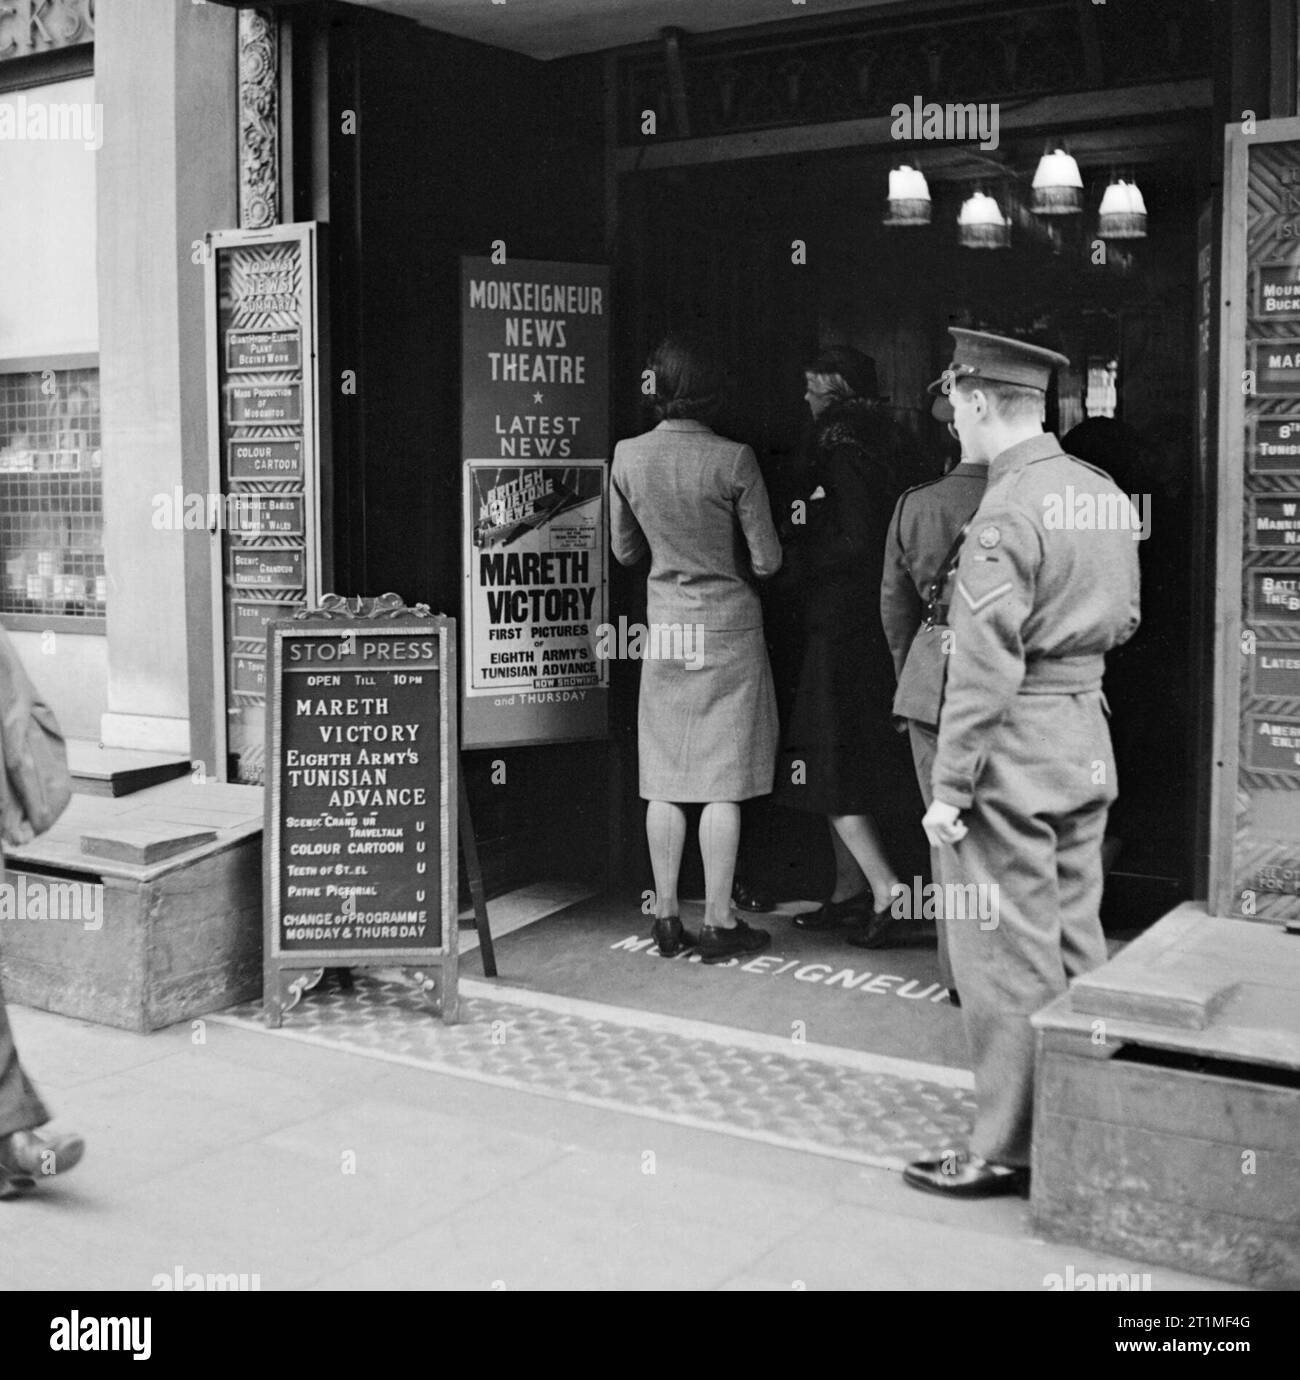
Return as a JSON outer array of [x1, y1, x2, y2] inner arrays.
[[0, 362, 103, 629]]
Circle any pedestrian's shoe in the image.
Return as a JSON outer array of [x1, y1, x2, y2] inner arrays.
[[793, 889, 872, 931], [0, 1129, 85, 1197], [948, 989, 962, 1008], [902, 1150, 1027, 1199], [732, 878, 775, 913], [698, 916, 771, 964], [651, 914, 699, 957], [845, 906, 909, 949]]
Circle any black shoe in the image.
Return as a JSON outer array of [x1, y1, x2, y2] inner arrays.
[[793, 889, 872, 931], [732, 878, 775, 913], [697, 917, 771, 964], [651, 915, 699, 957], [902, 1151, 1028, 1199], [948, 989, 961, 1008], [845, 906, 909, 949], [0, 1129, 85, 1198]]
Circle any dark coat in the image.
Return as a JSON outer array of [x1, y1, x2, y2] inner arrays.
[[775, 397, 916, 815]]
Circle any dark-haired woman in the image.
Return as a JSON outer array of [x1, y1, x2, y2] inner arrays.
[[775, 346, 916, 938], [611, 334, 783, 964]]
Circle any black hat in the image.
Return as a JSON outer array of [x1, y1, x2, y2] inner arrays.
[[805, 345, 881, 401]]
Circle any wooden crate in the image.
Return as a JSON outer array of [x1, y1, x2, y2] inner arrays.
[[0, 781, 264, 1032], [1030, 904, 1300, 1289]]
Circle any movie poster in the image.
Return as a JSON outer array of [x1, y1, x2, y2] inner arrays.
[[462, 461, 608, 746], [461, 258, 610, 747]]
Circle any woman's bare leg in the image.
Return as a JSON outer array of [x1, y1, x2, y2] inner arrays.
[[828, 822, 869, 903], [699, 802, 741, 928], [646, 801, 687, 920], [829, 813, 900, 912]]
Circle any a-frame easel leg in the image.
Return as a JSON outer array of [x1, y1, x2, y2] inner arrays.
[[458, 770, 497, 977]]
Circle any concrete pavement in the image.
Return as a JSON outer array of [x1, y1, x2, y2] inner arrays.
[[0, 1001, 1240, 1292]]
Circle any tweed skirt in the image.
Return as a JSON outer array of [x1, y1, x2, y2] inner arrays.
[[637, 626, 778, 802]]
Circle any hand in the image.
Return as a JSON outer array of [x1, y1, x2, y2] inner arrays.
[[923, 799, 967, 847]]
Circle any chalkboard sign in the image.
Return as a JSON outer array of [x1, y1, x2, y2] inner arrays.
[[263, 595, 458, 1024]]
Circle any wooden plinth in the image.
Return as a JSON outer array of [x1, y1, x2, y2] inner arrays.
[[1030, 903, 1300, 1289], [0, 780, 263, 1032]]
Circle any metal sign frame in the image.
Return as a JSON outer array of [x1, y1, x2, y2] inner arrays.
[[203, 221, 330, 783], [1211, 116, 1300, 925]]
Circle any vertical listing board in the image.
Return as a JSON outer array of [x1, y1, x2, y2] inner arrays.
[[1222, 128, 1300, 924], [460, 257, 610, 748], [209, 225, 324, 784], [263, 614, 457, 1022]]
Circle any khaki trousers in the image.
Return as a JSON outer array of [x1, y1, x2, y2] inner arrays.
[[905, 720, 953, 991], [940, 691, 1113, 1166]]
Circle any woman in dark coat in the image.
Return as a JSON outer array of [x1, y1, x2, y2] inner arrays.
[[775, 346, 916, 931]]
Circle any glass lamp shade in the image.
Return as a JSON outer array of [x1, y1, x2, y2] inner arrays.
[[1098, 180, 1147, 239], [958, 191, 1009, 248], [1031, 149, 1084, 214], [884, 165, 932, 225]]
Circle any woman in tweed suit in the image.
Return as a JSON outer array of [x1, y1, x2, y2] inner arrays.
[[610, 335, 782, 965]]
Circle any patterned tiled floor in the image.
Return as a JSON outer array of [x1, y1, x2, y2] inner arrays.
[[215, 972, 977, 1169]]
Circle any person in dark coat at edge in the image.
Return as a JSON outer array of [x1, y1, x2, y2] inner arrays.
[[774, 345, 919, 937]]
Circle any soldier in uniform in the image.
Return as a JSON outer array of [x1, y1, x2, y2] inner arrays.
[[873, 385, 988, 991], [903, 328, 1141, 1198]]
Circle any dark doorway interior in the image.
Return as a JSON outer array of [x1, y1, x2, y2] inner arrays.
[[614, 138, 1204, 926]]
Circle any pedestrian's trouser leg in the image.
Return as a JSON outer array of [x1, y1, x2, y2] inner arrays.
[[943, 723, 1076, 1164], [907, 720, 953, 991], [0, 974, 49, 1139]]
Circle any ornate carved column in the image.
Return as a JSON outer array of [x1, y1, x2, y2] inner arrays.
[[238, 7, 279, 228]]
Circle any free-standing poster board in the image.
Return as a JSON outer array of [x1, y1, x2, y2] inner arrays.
[[262, 595, 458, 1024]]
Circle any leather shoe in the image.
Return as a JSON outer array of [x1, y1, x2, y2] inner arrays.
[[845, 907, 909, 949], [793, 889, 872, 931], [0, 1129, 85, 1194], [902, 1150, 1028, 1198], [651, 915, 699, 957], [698, 916, 771, 964], [732, 878, 775, 913]]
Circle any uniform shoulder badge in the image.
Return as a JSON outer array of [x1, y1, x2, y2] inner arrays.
[[978, 524, 1001, 549]]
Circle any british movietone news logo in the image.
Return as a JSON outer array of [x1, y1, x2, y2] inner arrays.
[[0, 876, 102, 931], [594, 616, 705, 670], [891, 97, 999, 151], [0, 94, 102, 151], [1042, 486, 1152, 540], [890, 877, 999, 930]]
